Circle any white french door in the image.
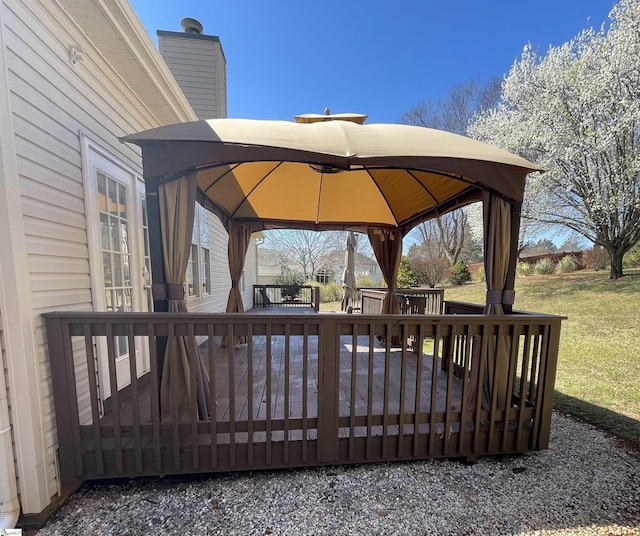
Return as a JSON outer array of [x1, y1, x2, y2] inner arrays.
[[83, 138, 150, 403]]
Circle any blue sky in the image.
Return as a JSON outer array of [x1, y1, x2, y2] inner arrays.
[[130, 1, 615, 124]]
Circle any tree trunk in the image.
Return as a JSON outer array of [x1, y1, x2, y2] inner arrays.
[[608, 249, 624, 280]]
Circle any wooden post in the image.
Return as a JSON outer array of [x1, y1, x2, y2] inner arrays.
[[144, 178, 168, 407], [504, 200, 522, 314], [145, 178, 167, 314], [536, 318, 562, 448], [318, 317, 338, 462], [44, 315, 81, 482]]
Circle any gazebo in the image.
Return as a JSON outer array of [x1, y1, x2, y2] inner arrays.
[[44, 117, 563, 482]]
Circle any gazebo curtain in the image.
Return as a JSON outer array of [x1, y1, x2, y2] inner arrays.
[[223, 220, 253, 346], [468, 192, 514, 411], [157, 174, 210, 420], [367, 228, 402, 314]]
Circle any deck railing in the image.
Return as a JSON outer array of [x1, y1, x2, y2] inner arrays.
[[253, 284, 320, 310], [361, 288, 445, 315], [44, 308, 562, 483]]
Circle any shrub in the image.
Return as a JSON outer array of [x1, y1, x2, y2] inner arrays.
[[319, 281, 342, 303], [275, 269, 305, 301], [473, 266, 486, 282], [556, 255, 579, 274], [356, 275, 378, 288], [449, 260, 472, 285], [533, 258, 556, 275], [516, 262, 533, 277], [584, 246, 609, 271], [397, 256, 419, 288], [275, 269, 305, 287]]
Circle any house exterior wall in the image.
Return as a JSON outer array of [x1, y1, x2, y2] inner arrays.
[[0, 0, 212, 517], [187, 211, 231, 314], [158, 29, 227, 120], [0, 0, 256, 518]]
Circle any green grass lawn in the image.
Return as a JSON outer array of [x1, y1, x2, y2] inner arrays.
[[445, 268, 640, 445]]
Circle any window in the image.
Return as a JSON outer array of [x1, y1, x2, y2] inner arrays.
[[201, 247, 211, 295], [185, 205, 210, 299], [141, 197, 152, 311], [187, 243, 198, 297]]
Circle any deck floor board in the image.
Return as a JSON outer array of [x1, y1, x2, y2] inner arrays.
[[104, 334, 462, 434]]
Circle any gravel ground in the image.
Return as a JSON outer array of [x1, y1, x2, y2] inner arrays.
[[37, 412, 640, 536]]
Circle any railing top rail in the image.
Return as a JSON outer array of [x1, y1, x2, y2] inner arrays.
[[42, 310, 565, 324], [253, 284, 317, 289]]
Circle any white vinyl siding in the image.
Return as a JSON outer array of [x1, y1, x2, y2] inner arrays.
[[0, 0, 184, 508], [186, 212, 231, 313], [0, 0, 253, 516]]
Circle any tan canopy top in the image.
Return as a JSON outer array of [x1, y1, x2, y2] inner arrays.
[[122, 118, 541, 234]]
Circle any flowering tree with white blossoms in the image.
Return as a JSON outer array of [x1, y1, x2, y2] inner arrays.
[[469, 0, 640, 279]]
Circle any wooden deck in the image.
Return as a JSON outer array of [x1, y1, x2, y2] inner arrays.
[[106, 334, 462, 441], [45, 310, 562, 481]]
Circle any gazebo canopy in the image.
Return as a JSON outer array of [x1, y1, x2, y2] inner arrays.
[[122, 118, 541, 235], [121, 116, 543, 421]]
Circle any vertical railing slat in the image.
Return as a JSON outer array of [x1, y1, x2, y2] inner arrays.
[[501, 324, 521, 452], [284, 323, 291, 464], [516, 324, 533, 451], [472, 325, 487, 454], [348, 326, 357, 460], [487, 324, 503, 454], [428, 324, 440, 456], [366, 328, 375, 460], [83, 324, 104, 475], [227, 323, 236, 468], [188, 324, 199, 470], [413, 323, 424, 457], [457, 325, 473, 455], [382, 324, 392, 459], [126, 323, 143, 473], [247, 323, 254, 467], [208, 324, 217, 469], [105, 323, 124, 474], [168, 323, 180, 471], [443, 326, 455, 456], [148, 322, 162, 473], [266, 323, 272, 465], [398, 323, 408, 458], [302, 323, 309, 463]]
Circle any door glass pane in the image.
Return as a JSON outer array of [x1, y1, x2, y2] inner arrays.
[[102, 252, 112, 286], [97, 173, 107, 212], [110, 216, 119, 252], [97, 172, 132, 360], [113, 253, 123, 287], [99, 213, 109, 250], [118, 183, 127, 219], [141, 197, 152, 312], [108, 180, 118, 215]]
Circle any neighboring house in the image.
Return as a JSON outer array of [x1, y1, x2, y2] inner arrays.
[[351, 251, 383, 285], [256, 247, 285, 285], [0, 0, 257, 527], [257, 244, 383, 287], [518, 249, 585, 269]]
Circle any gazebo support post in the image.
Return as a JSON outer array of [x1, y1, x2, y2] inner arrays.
[[145, 178, 168, 390], [504, 200, 522, 314]]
